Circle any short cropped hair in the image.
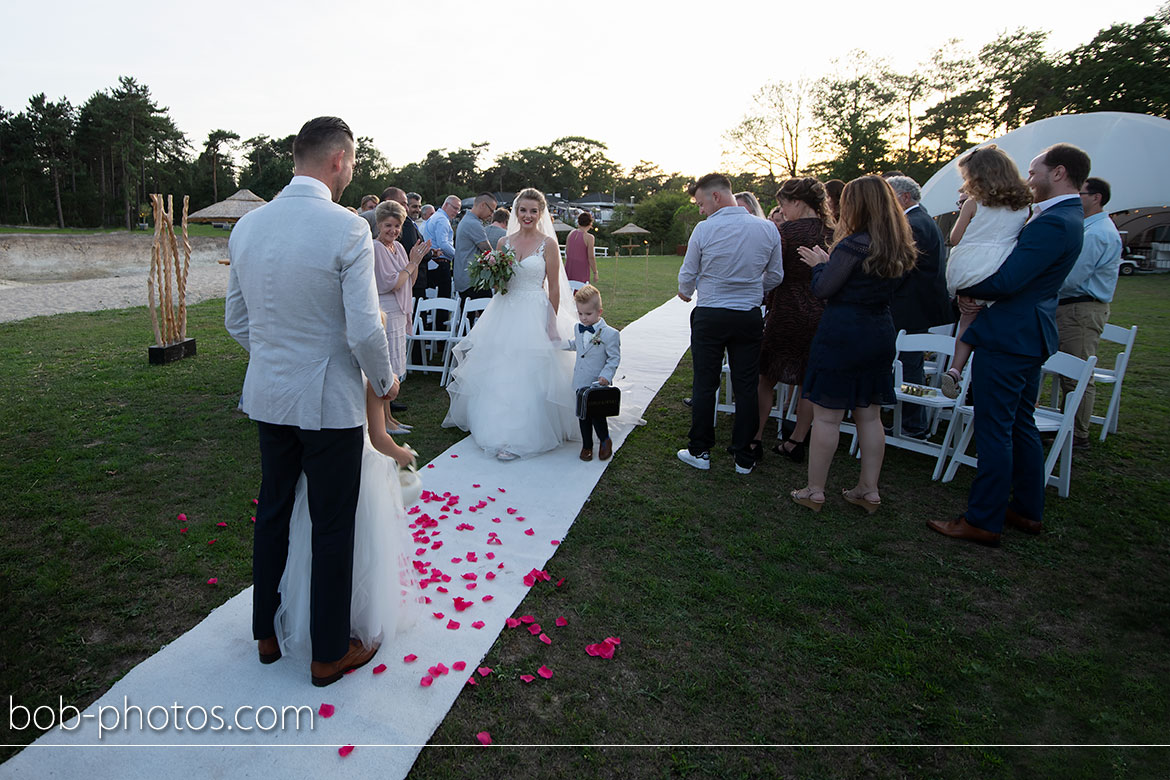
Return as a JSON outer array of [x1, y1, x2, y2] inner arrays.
[[475, 192, 497, 207], [406, 192, 422, 203], [574, 283, 601, 306], [1083, 177, 1111, 207], [1041, 143, 1091, 189], [688, 173, 732, 197], [885, 176, 922, 203], [382, 186, 405, 202], [292, 116, 353, 165], [374, 200, 406, 224], [577, 212, 593, 226], [492, 207, 510, 224]]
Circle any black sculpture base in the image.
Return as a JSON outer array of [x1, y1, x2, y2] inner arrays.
[[149, 338, 197, 365]]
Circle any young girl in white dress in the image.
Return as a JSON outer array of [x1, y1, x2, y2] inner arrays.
[[273, 375, 421, 661], [940, 145, 1034, 398], [442, 188, 578, 460]]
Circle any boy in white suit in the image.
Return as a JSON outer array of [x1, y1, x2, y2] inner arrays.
[[568, 284, 621, 461]]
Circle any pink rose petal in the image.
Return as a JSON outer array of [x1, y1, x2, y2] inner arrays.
[[404, 653, 418, 663], [472, 484, 481, 488], [208, 539, 216, 545], [319, 703, 335, 718], [519, 615, 535, 623], [451, 557, 463, 564], [478, 666, 493, 677], [551, 539, 560, 546], [505, 617, 520, 628], [466, 583, 477, 590], [482, 595, 494, 602], [179, 528, 187, 534], [372, 664, 387, 675], [524, 528, 535, 536], [466, 676, 477, 686], [339, 745, 354, 758], [539, 633, 551, 645], [433, 612, 445, 619], [556, 616, 568, 627], [447, 619, 460, 630], [537, 665, 553, 679], [250, 516, 256, 523], [498, 487, 506, 492], [555, 578, 565, 587], [485, 572, 496, 580], [452, 661, 467, 671], [252, 499, 258, 505], [436, 662, 450, 675], [486, 552, 495, 560], [471, 620, 485, 629], [216, 522, 228, 528], [519, 674, 536, 683], [462, 572, 477, 581], [528, 624, 542, 635], [177, 513, 187, 523], [427, 463, 434, 468], [507, 508, 517, 515], [206, 578, 217, 585], [420, 675, 434, 687], [476, 731, 492, 745]]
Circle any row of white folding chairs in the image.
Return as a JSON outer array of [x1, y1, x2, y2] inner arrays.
[[1042, 322, 1137, 442], [403, 296, 491, 385]]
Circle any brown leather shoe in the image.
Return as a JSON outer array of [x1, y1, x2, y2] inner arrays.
[[1005, 507, 1043, 535], [311, 639, 379, 687], [579, 448, 593, 461], [927, 515, 1001, 547], [258, 636, 281, 664], [598, 438, 613, 461]]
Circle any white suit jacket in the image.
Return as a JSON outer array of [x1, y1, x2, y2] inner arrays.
[[568, 318, 621, 390], [225, 178, 394, 430]]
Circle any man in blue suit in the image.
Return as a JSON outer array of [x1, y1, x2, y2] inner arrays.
[[928, 143, 1090, 546]]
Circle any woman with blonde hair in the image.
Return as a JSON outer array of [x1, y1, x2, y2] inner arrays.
[[790, 176, 917, 513], [735, 191, 766, 218]]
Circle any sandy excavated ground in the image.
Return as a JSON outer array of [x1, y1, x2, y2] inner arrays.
[[0, 232, 232, 323]]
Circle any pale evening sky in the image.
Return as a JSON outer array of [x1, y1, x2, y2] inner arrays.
[[2, 0, 1161, 181]]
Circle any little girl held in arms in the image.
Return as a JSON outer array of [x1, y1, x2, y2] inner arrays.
[[940, 145, 1034, 398]]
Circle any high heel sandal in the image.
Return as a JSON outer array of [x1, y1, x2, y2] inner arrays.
[[771, 438, 806, 463], [790, 488, 824, 513], [841, 488, 881, 514]]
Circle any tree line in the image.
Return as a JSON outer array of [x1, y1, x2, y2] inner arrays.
[[2, 9, 1165, 235], [723, 10, 1170, 192]]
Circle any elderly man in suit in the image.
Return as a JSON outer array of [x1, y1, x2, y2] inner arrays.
[[225, 116, 397, 685], [929, 143, 1089, 546], [886, 175, 951, 439]]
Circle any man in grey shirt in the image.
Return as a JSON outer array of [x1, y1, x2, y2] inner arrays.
[[677, 173, 783, 475], [454, 192, 498, 303], [485, 207, 509, 251]]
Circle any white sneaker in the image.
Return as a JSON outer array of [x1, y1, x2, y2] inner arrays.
[[677, 449, 710, 470], [735, 460, 754, 475], [496, 450, 518, 461]]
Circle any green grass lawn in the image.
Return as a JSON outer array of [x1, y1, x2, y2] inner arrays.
[[1, 261, 1167, 777]]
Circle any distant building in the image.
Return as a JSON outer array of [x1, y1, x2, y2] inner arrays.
[[571, 193, 621, 224]]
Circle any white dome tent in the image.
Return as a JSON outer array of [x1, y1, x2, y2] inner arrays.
[[920, 112, 1170, 217]]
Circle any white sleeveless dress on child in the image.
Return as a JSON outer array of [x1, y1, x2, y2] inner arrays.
[[945, 205, 1030, 301], [442, 245, 578, 458], [273, 422, 420, 660]]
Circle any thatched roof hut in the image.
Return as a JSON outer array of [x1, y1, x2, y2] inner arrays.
[[188, 189, 267, 223]]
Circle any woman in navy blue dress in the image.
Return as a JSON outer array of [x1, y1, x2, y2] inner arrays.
[[790, 176, 918, 513]]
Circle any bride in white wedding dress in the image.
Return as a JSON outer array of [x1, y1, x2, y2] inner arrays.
[[273, 382, 421, 661], [443, 188, 579, 460]]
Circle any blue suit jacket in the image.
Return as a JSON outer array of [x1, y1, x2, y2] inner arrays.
[[960, 198, 1083, 358]]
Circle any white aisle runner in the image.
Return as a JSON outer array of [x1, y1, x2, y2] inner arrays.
[[1, 296, 693, 779]]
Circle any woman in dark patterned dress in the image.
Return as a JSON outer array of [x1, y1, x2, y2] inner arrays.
[[753, 178, 834, 461]]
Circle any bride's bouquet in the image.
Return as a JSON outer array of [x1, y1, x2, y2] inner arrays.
[[469, 246, 517, 294]]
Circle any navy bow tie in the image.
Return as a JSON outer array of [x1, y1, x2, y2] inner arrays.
[[578, 324, 596, 334]]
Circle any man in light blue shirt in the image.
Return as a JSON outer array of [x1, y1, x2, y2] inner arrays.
[[677, 173, 783, 475], [421, 195, 460, 323], [1056, 176, 1123, 447]]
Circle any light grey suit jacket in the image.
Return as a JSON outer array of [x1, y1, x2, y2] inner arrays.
[[568, 318, 621, 390], [225, 179, 394, 431]]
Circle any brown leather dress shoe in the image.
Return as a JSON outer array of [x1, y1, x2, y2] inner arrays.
[[579, 448, 593, 461], [927, 515, 1001, 547], [1005, 507, 1043, 535], [258, 636, 281, 665], [311, 639, 379, 687], [598, 438, 613, 461]]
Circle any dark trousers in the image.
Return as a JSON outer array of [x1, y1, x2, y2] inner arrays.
[[579, 415, 610, 449], [966, 350, 1045, 533], [428, 260, 453, 328], [900, 347, 927, 434], [688, 306, 763, 463], [458, 287, 492, 306], [253, 422, 363, 664]]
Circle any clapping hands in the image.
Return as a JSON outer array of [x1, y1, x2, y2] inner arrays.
[[797, 245, 830, 267], [409, 238, 432, 267]]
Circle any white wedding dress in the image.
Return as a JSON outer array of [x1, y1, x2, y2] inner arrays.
[[443, 244, 579, 457], [273, 423, 419, 660]]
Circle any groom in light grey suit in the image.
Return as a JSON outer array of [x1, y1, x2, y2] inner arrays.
[[225, 116, 398, 687]]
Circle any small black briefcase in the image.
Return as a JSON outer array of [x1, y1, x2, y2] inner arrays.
[[575, 384, 621, 420]]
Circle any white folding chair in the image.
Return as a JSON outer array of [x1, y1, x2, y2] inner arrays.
[[1091, 323, 1137, 441], [943, 351, 1097, 498], [404, 297, 459, 379], [441, 297, 491, 385], [878, 330, 973, 480]]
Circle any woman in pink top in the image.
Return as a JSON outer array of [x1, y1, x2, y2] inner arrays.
[[564, 212, 598, 284]]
